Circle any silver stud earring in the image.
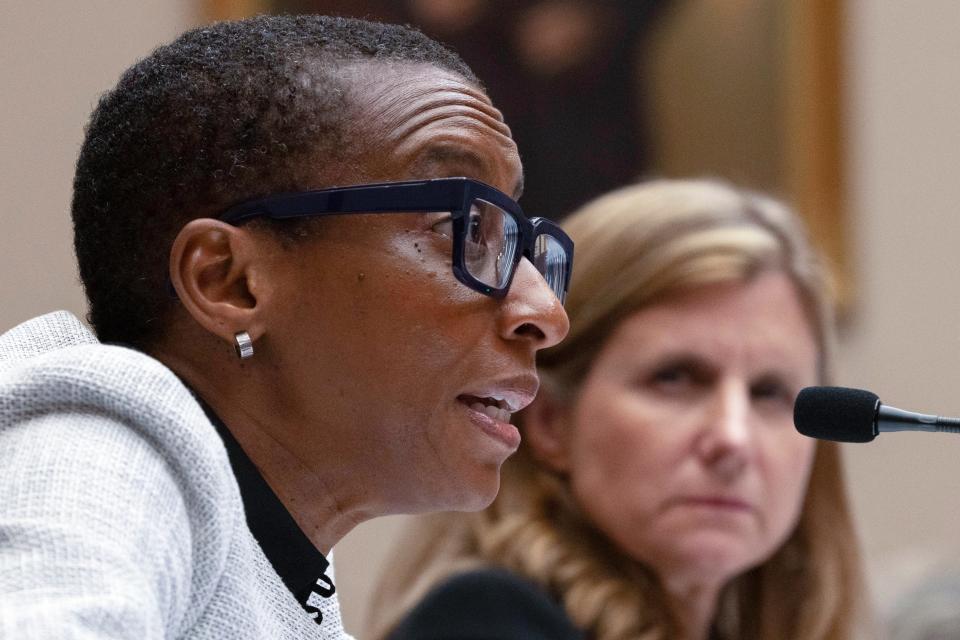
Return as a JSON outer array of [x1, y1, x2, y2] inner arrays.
[[234, 331, 254, 360]]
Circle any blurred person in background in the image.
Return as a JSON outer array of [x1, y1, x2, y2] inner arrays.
[[370, 179, 868, 640], [0, 14, 571, 639]]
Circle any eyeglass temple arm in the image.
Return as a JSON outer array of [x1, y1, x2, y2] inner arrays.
[[220, 181, 471, 224]]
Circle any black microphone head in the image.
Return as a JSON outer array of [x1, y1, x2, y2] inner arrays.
[[794, 386, 880, 442]]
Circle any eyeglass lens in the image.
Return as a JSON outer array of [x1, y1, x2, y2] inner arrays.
[[533, 233, 568, 303], [463, 198, 567, 302], [463, 199, 520, 290]]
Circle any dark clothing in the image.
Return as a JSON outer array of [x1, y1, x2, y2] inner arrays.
[[199, 401, 336, 623], [387, 569, 584, 640]]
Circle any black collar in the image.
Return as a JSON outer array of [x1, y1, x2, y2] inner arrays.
[[199, 400, 336, 625]]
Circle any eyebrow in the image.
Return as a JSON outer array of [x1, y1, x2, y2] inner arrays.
[[647, 349, 809, 383], [410, 145, 525, 201]]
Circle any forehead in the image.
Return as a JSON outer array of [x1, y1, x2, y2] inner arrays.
[[604, 274, 818, 367], [341, 62, 522, 193]]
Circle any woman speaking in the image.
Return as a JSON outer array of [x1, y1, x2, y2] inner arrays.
[[0, 14, 570, 639]]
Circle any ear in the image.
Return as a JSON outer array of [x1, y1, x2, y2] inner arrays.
[[522, 387, 574, 473], [168, 218, 270, 346]]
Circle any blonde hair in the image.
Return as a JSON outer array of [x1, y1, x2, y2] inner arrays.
[[369, 179, 866, 640]]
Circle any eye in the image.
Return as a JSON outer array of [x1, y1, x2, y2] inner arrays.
[[652, 365, 689, 385], [430, 215, 454, 239], [646, 363, 698, 395], [466, 209, 484, 244], [750, 376, 793, 407], [429, 210, 487, 244], [638, 355, 717, 399]]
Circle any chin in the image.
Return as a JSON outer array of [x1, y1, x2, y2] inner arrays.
[[664, 538, 765, 581], [442, 464, 503, 513], [630, 529, 760, 579]]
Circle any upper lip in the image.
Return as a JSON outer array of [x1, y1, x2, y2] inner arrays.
[[458, 374, 540, 413]]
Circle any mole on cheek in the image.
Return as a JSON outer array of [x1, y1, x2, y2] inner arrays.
[[357, 272, 366, 282]]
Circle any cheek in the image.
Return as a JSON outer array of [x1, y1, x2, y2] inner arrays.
[[341, 238, 480, 363], [761, 432, 817, 541], [277, 238, 481, 415], [566, 386, 678, 544]]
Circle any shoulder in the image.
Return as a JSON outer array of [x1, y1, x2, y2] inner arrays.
[[0, 333, 239, 538], [388, 568, 583, 640], [1, 331, 227, 474], [0, 321, 240, 551], [0, 313, 230, 468], [0, 310, 97, 367], [0, 320, 244, 634]]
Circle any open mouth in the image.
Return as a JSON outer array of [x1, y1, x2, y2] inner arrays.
[[458, 394, 513, 423]]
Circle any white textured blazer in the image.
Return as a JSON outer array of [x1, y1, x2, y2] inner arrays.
[[0, 311, 351, 639]]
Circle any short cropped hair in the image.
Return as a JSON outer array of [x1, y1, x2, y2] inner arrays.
[[72, 14, 477, 348]]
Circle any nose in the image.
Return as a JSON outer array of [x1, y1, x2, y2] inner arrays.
[[695, 379, 752, 479], [498, 257, 570, 350]]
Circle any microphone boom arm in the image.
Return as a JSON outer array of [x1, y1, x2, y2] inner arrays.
[[878, 405, 960, 434]]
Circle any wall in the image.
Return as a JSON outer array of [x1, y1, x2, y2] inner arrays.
[[0, 0, 197, 328], [3, 0, 960, 634], [837, 0, 960, 606]]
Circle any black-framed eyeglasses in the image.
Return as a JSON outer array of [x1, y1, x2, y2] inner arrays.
[[219, 177, 574, 304]]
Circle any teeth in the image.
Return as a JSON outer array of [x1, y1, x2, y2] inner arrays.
[[469, 401, 513, 423], [487, 394, 517, 412]]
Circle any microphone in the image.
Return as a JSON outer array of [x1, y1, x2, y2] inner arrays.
[[794, 386, 960, 442]]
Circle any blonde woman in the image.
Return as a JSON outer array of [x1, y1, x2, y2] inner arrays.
[[369, 179, 868, 640]]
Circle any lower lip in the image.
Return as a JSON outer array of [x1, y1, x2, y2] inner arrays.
[[461, 401, 521, 450]]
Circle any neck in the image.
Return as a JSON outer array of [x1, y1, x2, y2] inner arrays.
[[156, 345, 384, 554], [663, 575, 726, 640]]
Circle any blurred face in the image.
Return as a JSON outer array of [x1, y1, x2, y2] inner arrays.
[[257, 63, 569, 513], [563, 272, 817, 590]]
